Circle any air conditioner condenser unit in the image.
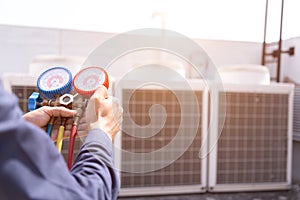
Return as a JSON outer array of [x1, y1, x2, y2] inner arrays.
[[208, 83, 294, 192], [113, 79, 209, 196]]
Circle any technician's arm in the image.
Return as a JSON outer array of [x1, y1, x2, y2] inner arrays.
[[71, 86, 122, 199], [71, 129, 120, 199], [0, 84, 120, 200]]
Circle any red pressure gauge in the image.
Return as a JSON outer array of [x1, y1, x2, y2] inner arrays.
[[73, 66, 109, 98]]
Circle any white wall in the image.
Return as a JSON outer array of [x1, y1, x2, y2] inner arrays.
[[195, 39, 262, 67], [282, 37, 300, 82], [0, 24, 262, 79], [0, 25, 113, 77]]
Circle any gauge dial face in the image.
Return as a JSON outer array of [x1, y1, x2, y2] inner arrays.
[[38, 68, 71, 91], [74, 67, 105, 91]]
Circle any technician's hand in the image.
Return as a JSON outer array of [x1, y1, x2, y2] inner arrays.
[[23, 105, 89, 141], [85, 86, 123, 141], [23, 106, 75, 128], [23, 106, 80, 141]]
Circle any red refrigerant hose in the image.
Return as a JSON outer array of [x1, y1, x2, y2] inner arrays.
[[67, 125, 78, 169], [67, 97, 86, 170]]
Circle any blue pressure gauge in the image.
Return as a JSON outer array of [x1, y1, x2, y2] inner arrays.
[[37, 67, 73, 99]]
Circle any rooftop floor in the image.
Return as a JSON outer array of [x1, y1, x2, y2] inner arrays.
[[118, 184, 300, 200]]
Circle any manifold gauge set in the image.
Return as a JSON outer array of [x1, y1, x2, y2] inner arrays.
[[28, 66, 109, 169]]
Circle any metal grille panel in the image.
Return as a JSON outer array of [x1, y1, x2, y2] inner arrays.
[[12, 85, 39, 113], [217, 92, 289, 184], [121, 89, 203, 188]]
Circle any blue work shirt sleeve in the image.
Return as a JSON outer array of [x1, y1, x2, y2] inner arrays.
[[0, 85, 120, 200]]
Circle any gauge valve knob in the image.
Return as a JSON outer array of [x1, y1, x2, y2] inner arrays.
[[28, 92, 43, 111]]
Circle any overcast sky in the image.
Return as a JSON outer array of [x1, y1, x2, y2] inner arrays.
[[0, 0, 299, 42]]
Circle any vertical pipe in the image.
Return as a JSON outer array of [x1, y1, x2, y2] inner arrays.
[[277, 0, 285, 82], [262, 0, 268, 66]]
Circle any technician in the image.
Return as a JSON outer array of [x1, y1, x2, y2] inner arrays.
[[0, 84, 122, 200]]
